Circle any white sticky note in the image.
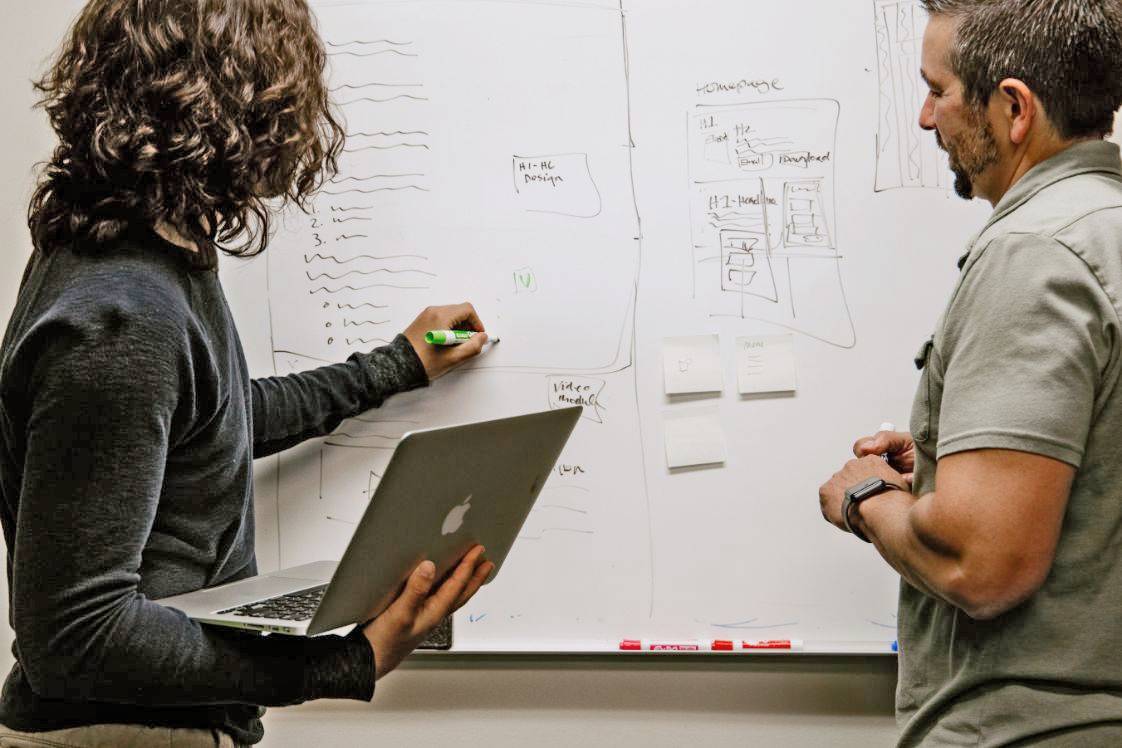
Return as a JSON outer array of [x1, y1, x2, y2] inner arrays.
[[737, 334, 797, 394], [663, 334, 723, 395], [664, 409, 727, 469]]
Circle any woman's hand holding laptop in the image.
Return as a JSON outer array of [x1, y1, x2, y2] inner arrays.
[[363, 545, 494, 680]]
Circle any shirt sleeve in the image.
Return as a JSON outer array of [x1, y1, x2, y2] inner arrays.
[[937, 232, 1118, 467], [251, 335, 428, 459], [12, 311, 374, 707]]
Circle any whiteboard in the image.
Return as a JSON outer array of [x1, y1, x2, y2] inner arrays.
[[221, 0, 988, 654]]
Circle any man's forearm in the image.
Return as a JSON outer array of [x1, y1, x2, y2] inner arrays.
[[854, 490, 965, 607]]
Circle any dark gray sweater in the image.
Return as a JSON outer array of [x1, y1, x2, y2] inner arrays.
[[0, 230, 428, 744]]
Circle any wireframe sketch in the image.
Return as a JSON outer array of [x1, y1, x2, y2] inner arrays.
[[513, 154, 603, 218], [260, 0, 653, 644], [268, 7, 639, 376], [873, 0, 950, 191], [687, 99, 856, 348]]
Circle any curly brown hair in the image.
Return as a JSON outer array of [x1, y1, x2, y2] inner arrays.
[[28, 0, 345, 268]]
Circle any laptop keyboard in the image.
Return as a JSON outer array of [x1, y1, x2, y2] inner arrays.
[[217, 584, 328, 621]]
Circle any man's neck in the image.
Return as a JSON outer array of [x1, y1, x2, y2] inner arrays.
[[984, 136, 1099, 206]]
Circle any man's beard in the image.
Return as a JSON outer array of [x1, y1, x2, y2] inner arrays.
[[936, 111, 999, 200]]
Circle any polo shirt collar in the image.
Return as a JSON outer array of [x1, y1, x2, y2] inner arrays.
[[956, 140, 1122, 272]]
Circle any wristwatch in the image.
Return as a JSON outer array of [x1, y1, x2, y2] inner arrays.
[[842, 477, 905, 543]]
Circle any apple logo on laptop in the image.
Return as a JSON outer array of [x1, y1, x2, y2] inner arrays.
[[442, 495, 472, 536]]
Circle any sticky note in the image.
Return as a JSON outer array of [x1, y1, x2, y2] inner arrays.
[[664, 408, 727, 469], [736, 334, 797, 394], [663, 334, 723, 395]]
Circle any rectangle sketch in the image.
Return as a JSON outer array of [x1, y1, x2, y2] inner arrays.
[[513, 153, 602, 218], [873, 0, 949, 191], [260, 0, 654, 651], [268, 2, 639, 377], [687, 99, 855, 349]]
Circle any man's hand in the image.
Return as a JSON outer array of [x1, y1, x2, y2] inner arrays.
[[362, 545, 494, 681], [853, 429, 916, 485], [402, 303, 489, 381], [819, 456, 909, 533]]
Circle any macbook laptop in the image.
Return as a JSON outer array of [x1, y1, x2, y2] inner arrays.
[[157, 406, 582, 636]]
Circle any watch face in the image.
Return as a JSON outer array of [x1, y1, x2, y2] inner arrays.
[[849, 477, 884, 501]]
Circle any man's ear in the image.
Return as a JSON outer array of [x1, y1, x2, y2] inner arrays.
[[997, 78, 1036, 145]]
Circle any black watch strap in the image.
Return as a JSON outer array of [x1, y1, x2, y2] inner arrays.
[[844, 498, 872, 543], [842, 478, 905, 543]]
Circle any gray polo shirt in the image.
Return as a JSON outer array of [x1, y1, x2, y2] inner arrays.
[[899, 140, 1122, 746]]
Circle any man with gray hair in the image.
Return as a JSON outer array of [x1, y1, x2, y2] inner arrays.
[[818, 1, 1122, 745]]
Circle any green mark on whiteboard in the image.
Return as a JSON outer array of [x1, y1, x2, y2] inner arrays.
[[514, 266, 538, 294]]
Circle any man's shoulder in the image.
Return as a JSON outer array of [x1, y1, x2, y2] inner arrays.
[[967, 170, 1122, 299], [996, 169, 1122, 246]]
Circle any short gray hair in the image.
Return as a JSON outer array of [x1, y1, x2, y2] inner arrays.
[[921, 0, 1122, 139]]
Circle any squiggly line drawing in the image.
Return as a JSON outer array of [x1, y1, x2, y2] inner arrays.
[[330, 205, 376, 213], [339, 95, 428, 105], [331, 83, 423, 92], [346, 337, 392, 346], [342, 143, 431, 153], [328, 50, 418, 58], [330, 174, 426, 183], [324, 186, 430, 195], [305, 268, 436, 281], [326, 39, 413, 47], [348, 130, 430, 138], [338, 302, 389, 310], [305, 253, 428, 264], [309, 282, 430, 294]]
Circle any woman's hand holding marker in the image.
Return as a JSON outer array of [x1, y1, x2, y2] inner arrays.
[[426, 330, 484, 345], [402, 303, 492, 380]]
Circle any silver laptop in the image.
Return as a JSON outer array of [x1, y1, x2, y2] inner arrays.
[[157, 406, 582, 636]]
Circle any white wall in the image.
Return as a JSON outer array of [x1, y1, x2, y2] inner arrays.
[[0, 3, 899, 746]]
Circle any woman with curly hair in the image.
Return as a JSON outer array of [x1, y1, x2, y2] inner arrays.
[[0, 1, 494, 745]]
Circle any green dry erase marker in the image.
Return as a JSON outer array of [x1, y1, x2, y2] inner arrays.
[[425, 330, 478, 345]]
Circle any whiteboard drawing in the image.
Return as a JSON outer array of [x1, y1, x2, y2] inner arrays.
[[548, 375, 607, 423], [513, 153, 603, 218], [513, 266, 538, 294], [262, 0, 654, 645], [688, 100, 856, 348], [269, 8, 639, 376], [221, 0, 913, 653], [873, 0, 950, 191]]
